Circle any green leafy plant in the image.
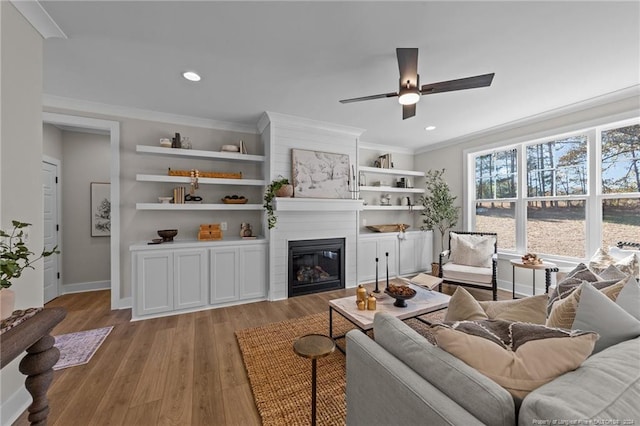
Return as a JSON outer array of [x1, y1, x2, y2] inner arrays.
[[419, 169, 460, 252], [1, 220, 59, 289], [263, 177, 290, 229]]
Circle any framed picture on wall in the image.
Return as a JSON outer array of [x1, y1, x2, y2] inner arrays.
[[91, 182, 111, 237], [291, 149, 351, 199]]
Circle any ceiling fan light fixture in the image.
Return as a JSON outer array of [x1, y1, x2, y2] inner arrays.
[[182, 71, 201, 82], [398, 89, 420, 105]]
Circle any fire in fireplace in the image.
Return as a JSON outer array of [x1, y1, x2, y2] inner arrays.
[[288, 238, 345, 297]]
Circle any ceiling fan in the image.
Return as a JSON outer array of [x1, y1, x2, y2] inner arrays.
[[339, 48, 495, 120]]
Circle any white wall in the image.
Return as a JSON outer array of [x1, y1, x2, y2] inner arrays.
[[0, 2, 44, 423], [414, 93, 640, 292], [61, 130, 111, 288], [43, 123, 63, 160]]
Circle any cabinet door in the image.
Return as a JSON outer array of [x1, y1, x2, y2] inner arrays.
[[239, 245, 267, 299], [414, 231, 433, 272], [358, 238, 379, 283], [174, 249, 208, 310], [378, 237, 398, 279], [398, 237, 418, 275], [210, 247, 239, 304], [135, 251, 173, 316]]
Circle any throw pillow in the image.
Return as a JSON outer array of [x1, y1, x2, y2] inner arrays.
[[615, 276, 640, 321], [547, 263, 602, 315], [597, 264, 629, 281], [450, 232, 496, 268], [546, 278, 626, 329], [609, 246, 640, 278], [572, 282, 640, 354], [445, 287, 547, 324], [588, 247, 639, 279], [432, 320, 598, 400]]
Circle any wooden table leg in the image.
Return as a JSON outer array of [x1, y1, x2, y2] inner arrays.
[[18, 334, 60, 426]]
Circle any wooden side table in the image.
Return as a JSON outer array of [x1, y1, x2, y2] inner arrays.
[[293, 334, 336, 426], [1, 307, 66, 425], [510, 259, 558, 298]]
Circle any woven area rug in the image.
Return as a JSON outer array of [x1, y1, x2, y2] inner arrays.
[[53, 326, 113, 370], [235, 309, 446, 426]]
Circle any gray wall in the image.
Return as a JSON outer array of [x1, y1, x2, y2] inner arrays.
[[61, 130, 111, 287], [0, 1, 44, 421], [43, 123, 63, 160]]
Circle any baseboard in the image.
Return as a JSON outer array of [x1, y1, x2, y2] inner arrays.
[[61, 280, 110, 294], [1, 385, 30, 426]]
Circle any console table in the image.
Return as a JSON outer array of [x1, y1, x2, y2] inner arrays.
[[1, 307, 66, 425]]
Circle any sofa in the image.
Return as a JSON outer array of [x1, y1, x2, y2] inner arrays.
[[346, 312, 640, 426]]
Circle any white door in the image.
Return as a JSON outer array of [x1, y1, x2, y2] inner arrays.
[[42, 161, 59, 303]]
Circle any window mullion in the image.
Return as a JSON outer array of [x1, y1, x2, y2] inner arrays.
[[516, 146, 526, 254]]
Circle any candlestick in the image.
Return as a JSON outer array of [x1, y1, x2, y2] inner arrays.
[[374, 257, 380, 293], [386, 252, 389, 289]]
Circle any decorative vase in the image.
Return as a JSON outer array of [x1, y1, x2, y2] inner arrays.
[[0, 288, 16, 320], [431, 262, 440, 277], [275, 184, 293, 197]]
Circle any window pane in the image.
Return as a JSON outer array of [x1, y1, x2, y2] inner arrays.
[[475, 201, 515, 251], [601, 124, 640, 194], [527, 200, 586, 258], [474, 149, 517, 200], [527, 136, 587, 197], [602, 198, 640, 248]]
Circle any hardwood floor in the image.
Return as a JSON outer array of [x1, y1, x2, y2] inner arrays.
[[13, 283, 508, 425]]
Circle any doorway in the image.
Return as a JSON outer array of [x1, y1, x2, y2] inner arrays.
[[42, 158, 60, 303], [42, 113, 121, 310]]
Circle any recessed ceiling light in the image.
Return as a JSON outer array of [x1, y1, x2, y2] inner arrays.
[[182, 71, 201, 82], [425, 125, 436, 131]]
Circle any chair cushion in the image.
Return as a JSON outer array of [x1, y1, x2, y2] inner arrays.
[[442, 262, 493, 285], [450, 232, 496, 268]]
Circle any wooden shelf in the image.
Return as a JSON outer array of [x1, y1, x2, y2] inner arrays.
[[359, 166, 425, 177], [136, 203, 264, 211], [359, 186, 425, 194], [136, 174, 266, 186], [136, 145, 265, 163]]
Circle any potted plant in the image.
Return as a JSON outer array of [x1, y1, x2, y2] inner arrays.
[[418, 169, 460, 276], [1, 220, 59, 319], [264, 177, 293, 229]]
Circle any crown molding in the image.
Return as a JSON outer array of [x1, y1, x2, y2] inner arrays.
[[358, 141, 415, 155], [42, 94, 258, 134], [10, 0, 66, 39], [416, 85, 640, 154], [262, 111, 365, 137]]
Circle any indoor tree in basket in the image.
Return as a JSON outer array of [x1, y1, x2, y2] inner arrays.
[[263, 177, 293, 229], [1, 220, 59, 319], [419, 169, 460, 272]]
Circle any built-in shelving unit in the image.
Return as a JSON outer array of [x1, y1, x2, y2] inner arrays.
[[135, 144, 265, 211], [359, 186, 424, 194], [362, 205, 424, 211], [358, 166, 425, 177]]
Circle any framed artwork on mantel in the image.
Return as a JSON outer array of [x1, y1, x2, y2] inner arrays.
[[291, 149, 351, 199], [91, 182, 111, 237]]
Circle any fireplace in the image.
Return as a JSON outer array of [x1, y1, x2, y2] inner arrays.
[[288, 238, 345, 297]]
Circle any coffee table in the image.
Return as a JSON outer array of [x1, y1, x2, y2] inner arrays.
[[329, 284, 450, 352]]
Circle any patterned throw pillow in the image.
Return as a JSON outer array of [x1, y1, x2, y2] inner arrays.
[[588, 247, 639, 279], [431, 320, 598, 400], [547, 263, 601, 315]]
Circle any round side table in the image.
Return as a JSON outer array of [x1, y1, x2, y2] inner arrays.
[[510, 259, 558, 299], [293, 334, 336, 426]]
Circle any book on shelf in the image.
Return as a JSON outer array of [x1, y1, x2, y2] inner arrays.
[[239, 140, 248, 154]]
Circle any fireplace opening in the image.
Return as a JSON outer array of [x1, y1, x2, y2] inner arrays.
[[288, 238, 345, 297]]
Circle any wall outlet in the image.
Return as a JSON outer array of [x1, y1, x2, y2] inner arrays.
[[221, 222, 228, 231]]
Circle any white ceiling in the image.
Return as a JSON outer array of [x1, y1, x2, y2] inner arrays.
[[37, 1, 640, 150]]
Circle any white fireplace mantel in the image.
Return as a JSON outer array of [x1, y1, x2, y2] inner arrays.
[[274, 198, 364, 212]]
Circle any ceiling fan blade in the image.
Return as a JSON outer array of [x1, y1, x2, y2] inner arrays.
[[339, 92, 398, 104], [397, 48, 419, 86], [402, 104, 416, 120], [420, 73, 495, 95]]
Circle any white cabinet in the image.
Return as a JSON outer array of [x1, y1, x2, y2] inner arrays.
[[131, 239, 267, 319], [358, 231, 432, 283], [398, 231, 433, 275], [358, 234, 398, 283], [210, 244, 267, 305], [134, 248, 207, 316]]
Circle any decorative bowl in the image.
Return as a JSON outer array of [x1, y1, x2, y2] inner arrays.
[[221, 144, 240, 152], [158, 196, 173, 204], [157, 229, 178, 242], [384, 285, 416, 308]]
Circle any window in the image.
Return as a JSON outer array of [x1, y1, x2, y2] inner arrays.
[[467, 118, 639, 260]]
